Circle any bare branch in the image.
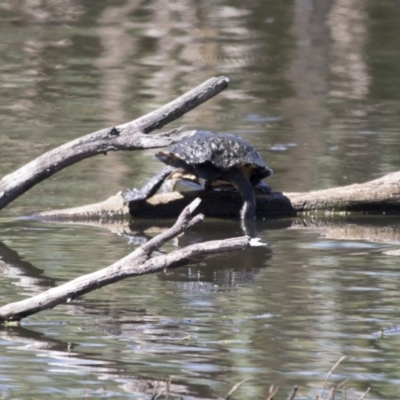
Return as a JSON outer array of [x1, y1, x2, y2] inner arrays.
[[323, 356, 346, 390], [0, 199, 251, 323], [358, 387, 371, 400], [266, 385, 280, 400], [286, 386, 298, 400], [225, 378, 251, 400], [0, 76, 229, 211]]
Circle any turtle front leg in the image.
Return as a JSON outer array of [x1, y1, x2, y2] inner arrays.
[[123, 166, 174, 203]]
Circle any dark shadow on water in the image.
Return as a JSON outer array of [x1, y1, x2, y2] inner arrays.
[[0, 240, 57, 291]]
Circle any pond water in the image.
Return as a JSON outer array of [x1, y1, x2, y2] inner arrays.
[[1, 1, 400, 399]]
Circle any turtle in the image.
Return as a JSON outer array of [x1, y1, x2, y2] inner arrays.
[[123, 130, 273, 220]]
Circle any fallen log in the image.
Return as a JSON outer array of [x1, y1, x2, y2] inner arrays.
[[0, 199, 260, 323], [0, 76, 229, 212], [127, 170, 400, 216], [34, 170, 400, 220], [34, 188, 294, 220], [288, 170, 400, 213]]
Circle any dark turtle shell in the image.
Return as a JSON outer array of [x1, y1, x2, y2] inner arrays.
[[156, 131, 272, 184]]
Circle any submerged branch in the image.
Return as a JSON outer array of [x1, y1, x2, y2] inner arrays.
[[0, 76, 229, 211]]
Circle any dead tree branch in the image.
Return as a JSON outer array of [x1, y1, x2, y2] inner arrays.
[[0, 199, 255, 323], [0, 76, 229, 211]]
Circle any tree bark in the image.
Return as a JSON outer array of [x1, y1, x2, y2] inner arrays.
[[0, 199, 257, 323], [0, 76, 229, 212]]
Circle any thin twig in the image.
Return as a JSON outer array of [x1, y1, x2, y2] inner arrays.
[[357, 387, 370, 400], [266, 385, 280, 400], [323, 356, 346, 391], [337, 379, 349, 389], [225, 378, 251, 400], [286, 386, 298, 400], [327, 386, 336, 400]]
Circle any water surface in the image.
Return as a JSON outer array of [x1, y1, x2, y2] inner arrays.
[[1, 1, 400, 399]]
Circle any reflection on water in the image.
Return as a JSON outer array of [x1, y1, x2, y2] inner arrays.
[[2, 217, 400, 398], [2, 0, 400, 399]]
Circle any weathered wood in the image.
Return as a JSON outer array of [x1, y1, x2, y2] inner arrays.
[[287, 171, 400, 213], [33, 192, 130, 220], [0, 76, 229, 211], [0, 199, 257, 322], [34, 170, 400, 220]]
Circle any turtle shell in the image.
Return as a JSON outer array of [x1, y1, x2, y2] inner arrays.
[[161, 129, 268, 166], [156, 131, 273, 189]]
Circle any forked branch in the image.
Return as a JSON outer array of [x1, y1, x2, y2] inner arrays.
[[0, 76, 229, 211], [0, 199, 255, 323]]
